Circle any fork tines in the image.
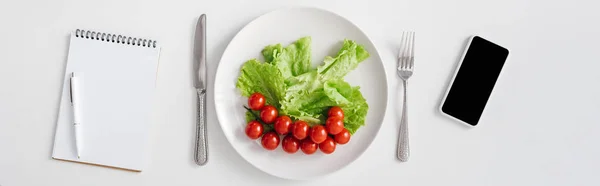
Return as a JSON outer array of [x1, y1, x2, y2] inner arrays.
[[398, 32, 415, 70]]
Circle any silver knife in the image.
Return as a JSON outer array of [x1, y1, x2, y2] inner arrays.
[[193, 14, 208, 166]]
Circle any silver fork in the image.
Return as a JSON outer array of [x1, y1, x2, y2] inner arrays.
[[397, 31, 415, 162]]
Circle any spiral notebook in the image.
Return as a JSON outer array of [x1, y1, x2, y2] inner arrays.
[[52, 29, 160, 171]]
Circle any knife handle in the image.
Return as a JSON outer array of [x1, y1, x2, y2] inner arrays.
[[194, 89, 208, 165]]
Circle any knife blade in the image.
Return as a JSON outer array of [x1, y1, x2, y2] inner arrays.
[[193, 14, 208, 166]]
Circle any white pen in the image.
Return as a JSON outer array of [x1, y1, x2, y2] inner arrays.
[[70, 72, 82, 159]]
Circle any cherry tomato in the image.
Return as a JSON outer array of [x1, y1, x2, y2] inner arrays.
[[245, 120, 264, 140], [310, 125, 327, 144], [325, 117, 344, 135], [300, 138, 318, 155], [328, 106, 344, 119], [248, 93, 266, 110], [334, 128, 351, 144], [287, 120, 295, 134], [260, 105, 278, 124], [319, 136, 336, 154], [274, 116, 292, 135], [261, 131, 280, 150], [282, 135, 300, 154], [292, 120, 309, 140]]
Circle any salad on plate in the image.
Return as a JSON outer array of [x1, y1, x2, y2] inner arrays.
[[236, 36, 370, 155]]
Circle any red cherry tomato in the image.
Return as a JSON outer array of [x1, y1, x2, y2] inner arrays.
[[325, 117, 344, 135], [334, 128, 351, 144], [245, 120, 264, 140], [260, 105, 278, 124], [328, 106, 344, 119], [310, 125, 327, 144], [292, 120, 309, 140], [300, 138, 318, 155], [248, 93, 266, 110], [287, 120, 295, 134], [319, 136, 336, 154], [282, 135, 300, 154], [261, 132, 280, 150], [273, 116, 292, 135]]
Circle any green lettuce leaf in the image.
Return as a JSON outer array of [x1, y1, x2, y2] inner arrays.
[[284, 71, 322, 99], [339, 86, 369, 134], [323, 79, 353, 106], [282, 88, 335, 124], [245, 110, 260, 123], [238, 37, 370, 134], [262, 37, 312, 80], [282, 78, 368, 134], [236, 59, 286, 108], [322, 79, 368, 134], [317, 39, 370, 81], [278, 39, 370, 133], [281, 71, 329, 124], [262, 44, 282, 63]]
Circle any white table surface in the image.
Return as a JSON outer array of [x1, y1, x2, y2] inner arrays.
[[1, 0, 599, 185]]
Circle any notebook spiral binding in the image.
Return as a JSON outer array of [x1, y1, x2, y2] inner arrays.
[[75, 29, 157, 48]]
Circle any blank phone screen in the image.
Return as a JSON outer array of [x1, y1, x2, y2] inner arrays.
[[442, 36, 509, 126]]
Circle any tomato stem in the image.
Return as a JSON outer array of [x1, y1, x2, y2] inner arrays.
[[243, 106, 273, 132], [243, 106, 261, 122]]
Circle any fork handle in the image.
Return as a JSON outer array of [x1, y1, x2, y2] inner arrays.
[[397, 80, 410, 162]]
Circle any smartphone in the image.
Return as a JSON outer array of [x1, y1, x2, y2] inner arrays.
[[440, 36, 509, 126]]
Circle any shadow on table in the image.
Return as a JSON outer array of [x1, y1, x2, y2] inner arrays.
[[435, 37, 472, 130], [48, 34, 72, 159]]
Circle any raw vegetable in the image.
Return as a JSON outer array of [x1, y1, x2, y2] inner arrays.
[[317, 40, 370, 80], [245, 120, 264, 140], [309, 125, 327, 144], [244, 106, 273, 132], [248, 93, 266, 110], [245, 109, 260, 122], [292, 120, 309, 140], [328, 106, 344, 119], [319, 136, 336, 154], [237, 37, 370, 134], [282, 135, 300, 154], [300, 138, 318, 155], [244, 92, 353, 155], [325, 117, 344, 135], [334, 129, 351, 145], [261, 132, 280, 150], [260, 105, 278, 124], [236, 59, 286, 108], [273, 116, 292, 135], [262, 37, 312, 80]]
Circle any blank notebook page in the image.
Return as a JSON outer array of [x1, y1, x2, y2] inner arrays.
[[52, 30, 160, 171]]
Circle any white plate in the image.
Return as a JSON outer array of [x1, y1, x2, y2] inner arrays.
[[214, 7, 388, 180]]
